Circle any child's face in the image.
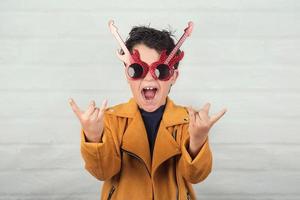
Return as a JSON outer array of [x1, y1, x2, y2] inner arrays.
[[125, 43, 178, 112]]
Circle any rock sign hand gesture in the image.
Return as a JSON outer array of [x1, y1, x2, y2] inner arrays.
[[187, 103, 227, 157], [69, 98, 108, 143]]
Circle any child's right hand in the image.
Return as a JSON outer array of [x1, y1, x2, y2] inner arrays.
[[68, 98, 108, 143]]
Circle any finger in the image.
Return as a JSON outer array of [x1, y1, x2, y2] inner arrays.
[[100, 99, 108, 111], [90, 108, 100, 121], [202, 102, 210, 114], [198, 109, 210, 122], [68, 98, 83, 118], [97, 99, 108, 120], [195, 112, 202, 125], [210, 108, 227, 125], [85, 100, 96, 116], [187, 106, 196, 125]]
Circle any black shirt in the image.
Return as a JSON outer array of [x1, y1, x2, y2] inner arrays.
[[139, 104, 166, 158]]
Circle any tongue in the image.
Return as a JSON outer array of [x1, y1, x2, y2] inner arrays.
[[144, 89, 156, 100]]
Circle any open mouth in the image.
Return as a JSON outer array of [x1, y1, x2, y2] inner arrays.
[[141, 87, 158, 101]]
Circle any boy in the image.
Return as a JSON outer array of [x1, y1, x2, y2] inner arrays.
[[69, 20, 227, 200]]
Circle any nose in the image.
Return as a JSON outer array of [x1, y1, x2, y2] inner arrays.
[[143, 69, 155, 81]]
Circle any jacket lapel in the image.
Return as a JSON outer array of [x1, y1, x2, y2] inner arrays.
[[151, 98, 189, 176], [118, 100, 152, 175], [151, 120, 181, 176]]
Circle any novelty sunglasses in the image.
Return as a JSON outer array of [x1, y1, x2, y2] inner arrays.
[[108, 20, 194, 81]]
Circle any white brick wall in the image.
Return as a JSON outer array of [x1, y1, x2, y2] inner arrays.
[[0, 0, 299, 199]]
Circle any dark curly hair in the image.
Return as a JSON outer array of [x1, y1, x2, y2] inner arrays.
[[123, 26, 182, 69]]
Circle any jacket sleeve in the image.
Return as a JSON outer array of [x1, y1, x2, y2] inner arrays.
[[80, 113, 121, 181], [178, 124, 213, 184]]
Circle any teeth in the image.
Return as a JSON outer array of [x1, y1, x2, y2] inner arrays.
[[144, 87, 155, 90]]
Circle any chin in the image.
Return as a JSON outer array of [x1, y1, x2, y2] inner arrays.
[[141, 105, 159, 112], [137, 95, 166, 112]]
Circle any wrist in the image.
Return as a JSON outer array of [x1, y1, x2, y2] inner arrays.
[[84, 131, 103, 143], [188, 136, 207, 158], [190, 135, 206, 147], [86, 136, 101, 143]]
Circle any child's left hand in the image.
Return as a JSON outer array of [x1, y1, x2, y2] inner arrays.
[[187, 103, 227, 158]]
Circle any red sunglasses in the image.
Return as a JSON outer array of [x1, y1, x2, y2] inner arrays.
[[109, 20, 194, 81], [126, 49, 184, 81]]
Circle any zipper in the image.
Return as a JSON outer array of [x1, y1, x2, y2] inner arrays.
[[121, 148, 154, 199], [121, 148, 151, 177], [174, 157, 179, 200], [172, 128, 179, 200], [107, 185, 115, 200], [186, 191, 191, 200]]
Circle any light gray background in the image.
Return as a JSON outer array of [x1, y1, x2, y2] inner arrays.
[[0, 0, 299, 199]]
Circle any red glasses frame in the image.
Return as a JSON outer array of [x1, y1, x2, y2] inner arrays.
[[108, 20, 194, 81], [128, 49, 184, 81]]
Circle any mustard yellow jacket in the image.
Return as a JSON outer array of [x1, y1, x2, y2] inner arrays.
[[80, 97, 212, 200]]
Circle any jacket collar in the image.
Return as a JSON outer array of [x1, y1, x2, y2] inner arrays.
[[106, 97, 189, 127], [106, 97, 189, 176]]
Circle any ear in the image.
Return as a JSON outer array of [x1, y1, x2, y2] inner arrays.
[[124, 67, 130, 83], [170, 70, 179, 85]]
